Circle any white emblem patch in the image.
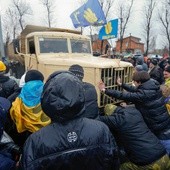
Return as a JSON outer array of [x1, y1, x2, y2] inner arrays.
[[67, 132, 78, 143]]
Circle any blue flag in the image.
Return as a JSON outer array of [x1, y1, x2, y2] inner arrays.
[[70, 0, 106, 28], [98, 19, 118, 40]]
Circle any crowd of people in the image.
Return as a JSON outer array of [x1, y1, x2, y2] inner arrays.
[[1, 56, 170, 169]]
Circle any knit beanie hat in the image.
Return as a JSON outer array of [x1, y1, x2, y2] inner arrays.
[[104, 104, 117, 116], [69, 64, 84, 81], [25, 70, 44, 83], [0, 61, 6, 72]]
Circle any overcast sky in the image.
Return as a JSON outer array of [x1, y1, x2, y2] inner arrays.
[[0, 0, 163, 48]]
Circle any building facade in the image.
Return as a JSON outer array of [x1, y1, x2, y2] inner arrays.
[[116, 35, 144, 54]]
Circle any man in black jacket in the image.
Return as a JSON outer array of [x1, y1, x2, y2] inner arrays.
[[20, 71, 119, 170], [148, 58, 164, 84], [69, 64, 99, 119], [99, 105, 170, 170]]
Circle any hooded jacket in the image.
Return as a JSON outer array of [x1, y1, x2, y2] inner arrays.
[[20, 71, 119, 170], [105, 79, 170, 139], [136, 56, 148, 71], [0, 75, 19, 100]]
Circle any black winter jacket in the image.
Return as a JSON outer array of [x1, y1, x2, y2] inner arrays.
[[20, 118, 119, 170], [105, 79, 170, 139], [20, 71, 119, 170], [0, 75, 19, 100], [99, 106, 166, 166], [149, 66, 164, 84], [83, 82, 99, 119]]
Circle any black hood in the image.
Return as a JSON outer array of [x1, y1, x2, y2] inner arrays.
[[41, 71, 85, 123]]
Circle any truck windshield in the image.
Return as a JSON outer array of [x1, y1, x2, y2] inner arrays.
[[71, 40, 91, 53], [39, 38, 68, 53]]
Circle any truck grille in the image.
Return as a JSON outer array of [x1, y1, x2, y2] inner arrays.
[[100, 67, 133, 107]]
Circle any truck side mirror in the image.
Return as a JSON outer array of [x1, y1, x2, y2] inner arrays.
[[13, 39, 20, 54]]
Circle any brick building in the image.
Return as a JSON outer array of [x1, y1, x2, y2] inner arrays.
[[116, 35, 144, 54], [91, 34, 110, 55]]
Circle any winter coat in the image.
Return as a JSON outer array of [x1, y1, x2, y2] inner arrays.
[[20, 71, 119, 170], [98, 106, 166, 166], [20, 119, 119, 170], [0, 75, 19, 101], [105, 79, 170, 140], [149, 66, 164, 84], [83, 82, 99, 119]]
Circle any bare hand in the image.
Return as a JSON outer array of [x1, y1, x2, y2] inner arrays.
[[98, 80, 105, 91], [117, 77, 122, 86]]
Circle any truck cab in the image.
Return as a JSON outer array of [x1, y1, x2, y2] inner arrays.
[[14, 25, 133, 108]]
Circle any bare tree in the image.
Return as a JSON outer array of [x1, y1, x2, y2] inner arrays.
[[100, 0, 115, 20], [149, 36, 157, 53], [40, 0, 56, 28], [117, 0, 134, 54], [12, 0, 32, 31], [3, 8, 20, 40], [142, 0, 157, 56], [158, 0, 170, 56]]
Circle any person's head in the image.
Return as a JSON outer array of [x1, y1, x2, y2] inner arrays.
[[135, 65, 143, 72], [149, 59, 158, 69], [41, 71, 85, 123], [136, 56, 144, 65], [164, 66, 170, 80], [68, 64, 84, 81], [132, 71, 150, 87], [0, 61, 6, 75], [0, 97, 11, 138], [25, 70, 44, 83]]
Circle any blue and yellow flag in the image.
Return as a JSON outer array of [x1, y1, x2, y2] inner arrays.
[[99, 19, 118, 40], [70, 0, 106, 28]]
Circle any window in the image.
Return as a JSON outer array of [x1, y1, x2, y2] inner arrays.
[[71, 40, 91, 54], [28, 40, 35, 54], [39, 38, 68, 53]]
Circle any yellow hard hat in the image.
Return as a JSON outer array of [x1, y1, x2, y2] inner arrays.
[[0, 61, 6, 72]]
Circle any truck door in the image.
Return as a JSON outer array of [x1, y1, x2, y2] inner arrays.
[[25, 39, 38, 70]]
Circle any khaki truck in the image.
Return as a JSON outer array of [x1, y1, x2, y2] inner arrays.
[[13, 25, 133, 108]]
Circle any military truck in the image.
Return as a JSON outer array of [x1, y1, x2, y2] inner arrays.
[[12, 25, 133, 108]]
